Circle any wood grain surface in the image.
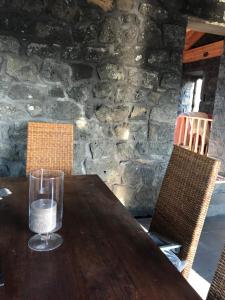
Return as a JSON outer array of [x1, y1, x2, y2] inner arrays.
[[0, 175, 201, 300]]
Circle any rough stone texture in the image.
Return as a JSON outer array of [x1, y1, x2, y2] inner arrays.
[[209, 54, 225, 174], [0, 0, 191, 216]]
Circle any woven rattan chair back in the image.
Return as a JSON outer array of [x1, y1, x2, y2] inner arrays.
[[26, 122, 74, 175], [149, 145, 220, 279], [207, 244, 225, 300]]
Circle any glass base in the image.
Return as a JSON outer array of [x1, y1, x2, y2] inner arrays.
[[28, 233, 63, 252]]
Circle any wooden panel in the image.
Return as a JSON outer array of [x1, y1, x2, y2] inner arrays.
[[188, 16, 225, 37], [185, 30, 205, 50], [0, 176, 201, 300], [183, 40, 224, 63]]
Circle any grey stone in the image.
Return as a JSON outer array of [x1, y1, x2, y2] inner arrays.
[[36, 22, 72, 44], [112, 184, 136, 206], [129, 122, 148, 141], [73, 23, 98, 44], [128, 68, 158, 89], [26, 43, 60, 59], [75, 119, 112, 141], [0, 36, 20, 54], [74, 142, 88, 175], [48, 87, 64, 98], [117, 142, 137, 161], [6, 55, 39, 82], [147, 50, 170, 65], [115, 85, 150, 103], [138, 21, 162, 47], [97, 64, 125, 81], [71, 63, 93, 80], [85, 47, 109, 62], [114, 123, 129, 140], [139, 3, 168, 20], [129, 105, 148, 120], [150, 103, 177, 124], [116, 0, 134, 11], [161, 72, 181, 89], [85, 158, 120, 183], [93, 81, 114, 99], [90, 140, 116, 159], [163, 24, 185, 49], [62, 46, 82, 61], [0, 103, 28, 120], [149, 121, 174, 144], [45, 100, 82, 121], [99, 17, 119, 44], [67, 85, 89, 102], [8, 83, 45, 100], [41, 59, 71, 85], [26, 103, 43, 117], [0, 123, 10, 142], [95, 105, 129, 123], [8, 122, 27, 144], [48, 0, 81, 22], [23, 0, 45, 13], [114, 45, 144, 65]]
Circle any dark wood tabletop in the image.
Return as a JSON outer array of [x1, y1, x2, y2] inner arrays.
[[0, 175, 202, 300]]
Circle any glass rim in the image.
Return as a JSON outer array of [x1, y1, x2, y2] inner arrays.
[[29, 169, 64, 180]]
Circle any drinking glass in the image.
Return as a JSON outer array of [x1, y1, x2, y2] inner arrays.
[[28, 169, 64, 251]]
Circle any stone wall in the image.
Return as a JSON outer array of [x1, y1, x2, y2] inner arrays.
[[208, 53, 225, 174], [0, 1, 187, 216]]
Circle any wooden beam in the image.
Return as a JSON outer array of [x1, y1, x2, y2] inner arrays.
[[188, 16, 225, 36], [183, 40, 224, 64], [184, 30, 205, 50]]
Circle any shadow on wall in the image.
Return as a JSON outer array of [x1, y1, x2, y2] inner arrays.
[[0, 0, 186, 216]]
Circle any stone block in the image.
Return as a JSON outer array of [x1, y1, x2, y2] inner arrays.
[[114, 123, 129, 140], [129, 122, 148, 141], [99, 17, 119, 44], [67, 84, 89, 102], [8, 83, 46, 100], [116, 0, 134, 11], [0, 35, 20, 54], [114, 45, 144, 66], [26, 43, 60, 59], [26, 103, 43, 117], [128, 68, 158, 89], [163, 24, 185, 49], [84, 47, 109, 62], [0, 103, 28, 120], [115, 85, 150, 103], [129, 105, 148, 120], [23, 0, 45, 13], [149, 121, 174, 144], [93, 81, 114, 99], [71, 63, 93, 80], [36, 21, 72, 45], [116, 142, 137, 161], [160, 72, 181, 89], [139, 3, 168, 20], [62, 46, 82, 61], [95, 105, 129, 123], [85, 158, 120, 183], [74, 142, 88, 175], [47, 0, 81, 22], [138, 20, 162, 47], [90, 140, 116, 159], [73, 23, 98, 44], [45, 100, 82, 121], [8, 122, 27, 144], [150, 103, 177, 124], [41, 59, 71, 86], [48, 87, 64, 98], [97, 64, 125, 81], [6, 55, 39, 82], [147, 50, 170, 65]]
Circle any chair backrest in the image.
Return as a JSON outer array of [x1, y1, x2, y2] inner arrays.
[[149, 145, 220, 279], [207, 244, 225, 300], [26, 122, 74, 175]]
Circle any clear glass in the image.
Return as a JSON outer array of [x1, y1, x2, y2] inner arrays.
[[28, 169, 64, 252]]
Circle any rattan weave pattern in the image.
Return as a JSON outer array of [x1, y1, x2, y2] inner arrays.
[[207, 244, 225, 300], [150, 145, 220, 279], [26, 122, 74, 175]]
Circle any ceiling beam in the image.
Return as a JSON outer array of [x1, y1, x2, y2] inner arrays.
[[183, 40, 224, 64], [185, 30, 205, 50], [188, 16, 225, 36]]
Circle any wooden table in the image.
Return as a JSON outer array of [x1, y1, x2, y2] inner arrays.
[[0, 175, 201, 300]]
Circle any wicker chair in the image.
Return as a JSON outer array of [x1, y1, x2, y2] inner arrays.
[[207, 244, 225, 300], [149, 145, 220, 279], [26, 122, 74, 175]]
